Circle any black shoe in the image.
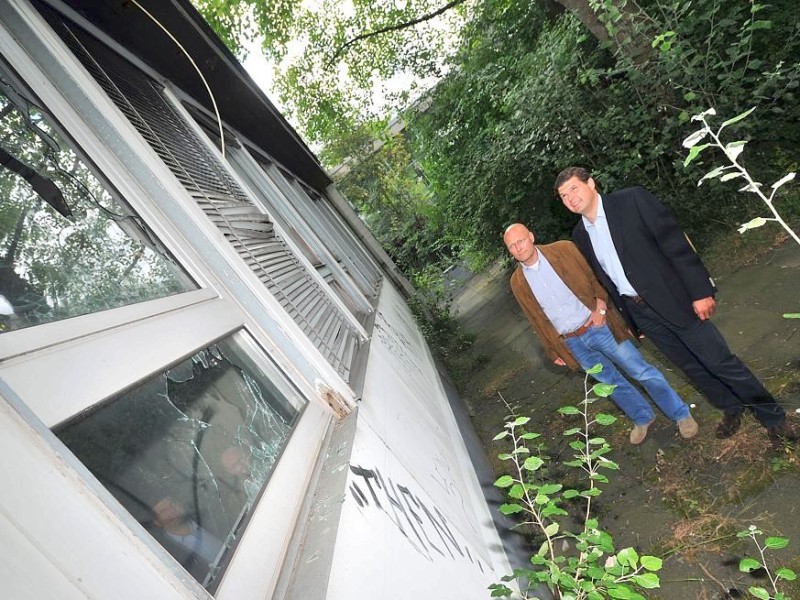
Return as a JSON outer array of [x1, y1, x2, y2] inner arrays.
[[767, 422, 799, 448], [716, 412, 743, 439]]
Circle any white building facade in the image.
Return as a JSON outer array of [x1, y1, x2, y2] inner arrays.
[[0, 1, 518, 599]]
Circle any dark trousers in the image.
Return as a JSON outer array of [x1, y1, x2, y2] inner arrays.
[[623, 297, 785, 428]]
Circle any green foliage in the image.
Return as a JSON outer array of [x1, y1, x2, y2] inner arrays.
[[737, 525, 795, 599], [194, 0, 471, 149], [491, 367, 662, 599], [333, 126, 454, 274], [405, 266, 475, 369], [410, 0, 800, 263]]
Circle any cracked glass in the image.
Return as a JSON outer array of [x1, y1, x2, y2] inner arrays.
[[56, 334, 305, 590], [0, 70, 195, 333]]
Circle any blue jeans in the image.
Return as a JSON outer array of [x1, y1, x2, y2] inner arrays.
[[564, 325, 690, 425]]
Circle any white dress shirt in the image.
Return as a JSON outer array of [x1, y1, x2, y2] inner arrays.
[[582, 195, 639, 297]]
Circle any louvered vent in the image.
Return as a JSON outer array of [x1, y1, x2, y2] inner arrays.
[[61, 27, 361, 381]]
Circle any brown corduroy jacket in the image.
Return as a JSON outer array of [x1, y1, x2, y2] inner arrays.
[[509, 240, 632, 371]]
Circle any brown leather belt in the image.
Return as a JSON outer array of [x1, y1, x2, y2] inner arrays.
[[623, 295, 644, 304], [562, 320, 593, 339]]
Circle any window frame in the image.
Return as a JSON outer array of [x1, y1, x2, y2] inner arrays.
[[0, 2, 349, 597]]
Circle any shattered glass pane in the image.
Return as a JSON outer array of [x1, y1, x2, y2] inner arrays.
[[55, 335, 305, 590], [0, 69, 195, 333]]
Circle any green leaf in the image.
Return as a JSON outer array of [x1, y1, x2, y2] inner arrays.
[[563, 489, 579, 499], [586, 363, 603, 375], [512, 416, 531, 426], [588, 437, 607, 445], [580, 488, 603, 497], [698, 165, 729, 186], [617, 547, 639, 568], [748, 586, 771, 600], [640, 556, 663, 571], [633, 573, 660, 589], [738, 217, 767, 234], [783, 313, 800, 319], [739, 558, 762, 572], [749, 20, 773, 30], [488, 583, 513, 597], [681, 128, 708, 148], [520, 432, 541, 440], [720, 172, 743, 182], [537, 541, 549, 557], [720, 106, 757, 129], [776, 567, 797, 581], [544, 522, 559, 537], [683, 142, 710, 167], [492, 431, 509, 441], [771, 172, 796, 190], [724, 140, 747, 161], [564, 427, 582, 436], [499, 503, 524, 515], [595, 413, 618, 425], [523, 456, 545, 471], [764, 536, 790, 549], [598, 457, 620, 470], [494, 475, 515, 488], [509, 484, 525, 499], [592, 383, 616, 398], [608, 584, 633, 598], [498, 453, 513, 461], [538, 483, 563, 495], [542, 505, 568, 518], [559, 405, 581, 415]]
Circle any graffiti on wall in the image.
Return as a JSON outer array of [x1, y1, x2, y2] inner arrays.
[[348, 464, 485, 572], [372, 311, 423, 378]]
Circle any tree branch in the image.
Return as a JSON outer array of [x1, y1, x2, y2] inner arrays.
[[328, 0, 470, 64]]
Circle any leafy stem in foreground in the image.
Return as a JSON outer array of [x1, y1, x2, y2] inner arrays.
[[490, 366, 662, 599]]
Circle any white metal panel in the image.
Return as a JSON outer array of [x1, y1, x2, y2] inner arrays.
[[325, 281, 514, 599], [0, 512, 86, 600]]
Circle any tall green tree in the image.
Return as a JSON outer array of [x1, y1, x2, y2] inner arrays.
[[193, 0, 474, 154]]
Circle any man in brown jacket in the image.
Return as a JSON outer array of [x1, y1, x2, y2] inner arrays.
[[504, 223, 697, 444]]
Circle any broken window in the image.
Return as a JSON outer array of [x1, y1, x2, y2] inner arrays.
[[0, 71, 195, 333], [55, 334, 304, 590]]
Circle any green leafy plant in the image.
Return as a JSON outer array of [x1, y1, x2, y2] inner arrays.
[[489, 365, 662, 599], [683, 106, 800, 321], [682, 107, 800, 247], [737, 525, 796, 600]]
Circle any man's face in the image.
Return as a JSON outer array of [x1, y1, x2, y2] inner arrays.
[[558, 176, 597, 216], [504, 227, 537, 265]]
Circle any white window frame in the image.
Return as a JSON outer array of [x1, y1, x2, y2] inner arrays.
[[0, 2, 349, 598]]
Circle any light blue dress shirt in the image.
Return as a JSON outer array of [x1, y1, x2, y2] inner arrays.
[[522, 251, 591, 335], [582, 195, 639, 297]]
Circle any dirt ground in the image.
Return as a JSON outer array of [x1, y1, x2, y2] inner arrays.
[[450, 233, 800, 599]]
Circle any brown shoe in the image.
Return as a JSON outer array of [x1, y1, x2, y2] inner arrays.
[[767, 421, 799, 448], [716, 412, 743, 439], [677, 415, 699, 439], [630, 418, 656, 445]]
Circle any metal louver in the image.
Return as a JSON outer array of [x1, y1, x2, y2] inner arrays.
[[60, 26, 361, 381]]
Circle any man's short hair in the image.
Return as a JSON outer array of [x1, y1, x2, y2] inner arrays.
[[554, 167, 591, 196]]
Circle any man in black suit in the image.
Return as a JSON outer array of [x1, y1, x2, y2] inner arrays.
[[555, 166, 796, 446]]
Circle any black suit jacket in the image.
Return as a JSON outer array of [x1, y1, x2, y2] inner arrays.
[[572, 186, 715, 332]]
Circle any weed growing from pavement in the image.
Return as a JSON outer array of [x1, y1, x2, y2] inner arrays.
[[490, 365, 663, 599]]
